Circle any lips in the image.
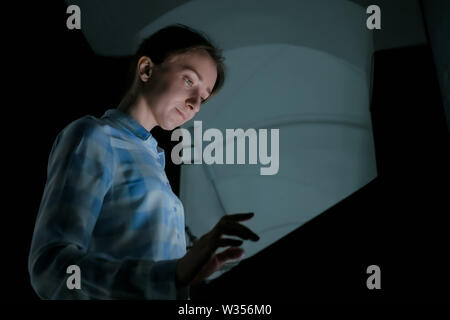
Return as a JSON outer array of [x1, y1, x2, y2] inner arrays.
[[176, 107, 187, 121]]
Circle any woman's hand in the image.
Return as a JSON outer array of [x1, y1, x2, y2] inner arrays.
[[175, 212, 259, 287]]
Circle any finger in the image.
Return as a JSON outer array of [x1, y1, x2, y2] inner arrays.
[[223, 212, 255, 222], [215, 247, 244, 264], [217, 238, 243, 248], [219, 221, 259, 241]]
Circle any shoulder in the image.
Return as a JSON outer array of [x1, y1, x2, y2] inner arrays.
[[52, 114, 115, 157], [61, 115, 109, 141]]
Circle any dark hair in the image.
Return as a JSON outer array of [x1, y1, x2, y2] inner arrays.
[[126, 24, 226, 101]]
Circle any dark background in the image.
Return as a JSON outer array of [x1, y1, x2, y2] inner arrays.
[[6, 1, 449, 299]]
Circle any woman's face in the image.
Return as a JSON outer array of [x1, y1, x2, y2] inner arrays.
[[140, 49, 218, 131]]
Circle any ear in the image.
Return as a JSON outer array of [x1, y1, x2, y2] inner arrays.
[[137, 56, 154, 82]]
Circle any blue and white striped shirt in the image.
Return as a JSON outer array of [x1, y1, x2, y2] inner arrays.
[[28, 109, 189, 299]]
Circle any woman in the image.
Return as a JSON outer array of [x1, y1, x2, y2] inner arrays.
[[28, 24, 259, 300]]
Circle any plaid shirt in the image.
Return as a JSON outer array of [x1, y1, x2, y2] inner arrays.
[[28, 109, 189, 299]]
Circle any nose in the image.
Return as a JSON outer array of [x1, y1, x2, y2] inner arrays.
[[186, 96, 201, 113]]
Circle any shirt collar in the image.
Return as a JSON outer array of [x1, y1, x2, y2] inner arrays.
[[102, 109, 162, 153], [103, 108, 151, 139]]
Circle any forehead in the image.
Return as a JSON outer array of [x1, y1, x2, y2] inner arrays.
[[166, 49, 217, 78], [166, 49, 214, 66]]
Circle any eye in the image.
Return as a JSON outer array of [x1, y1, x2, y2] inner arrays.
[[185, 77, 205, 103]]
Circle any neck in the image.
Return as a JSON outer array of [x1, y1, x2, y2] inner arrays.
[[117, 91, 158, 132]]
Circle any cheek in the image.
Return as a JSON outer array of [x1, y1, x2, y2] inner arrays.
[[147, 75, 177, 98], [146, 78, 187, 127], [151, 86, 177, 114], [187, 113, 196, 122], [149, 83, 170, 103]]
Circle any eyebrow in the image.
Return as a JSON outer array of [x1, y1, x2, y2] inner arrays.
[[182, 66, 212, 97]]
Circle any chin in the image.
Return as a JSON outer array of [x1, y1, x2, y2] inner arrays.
[[160, 121, 180, 131]]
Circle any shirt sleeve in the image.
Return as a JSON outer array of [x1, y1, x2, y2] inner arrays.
[[28, 117, 189, 300]]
